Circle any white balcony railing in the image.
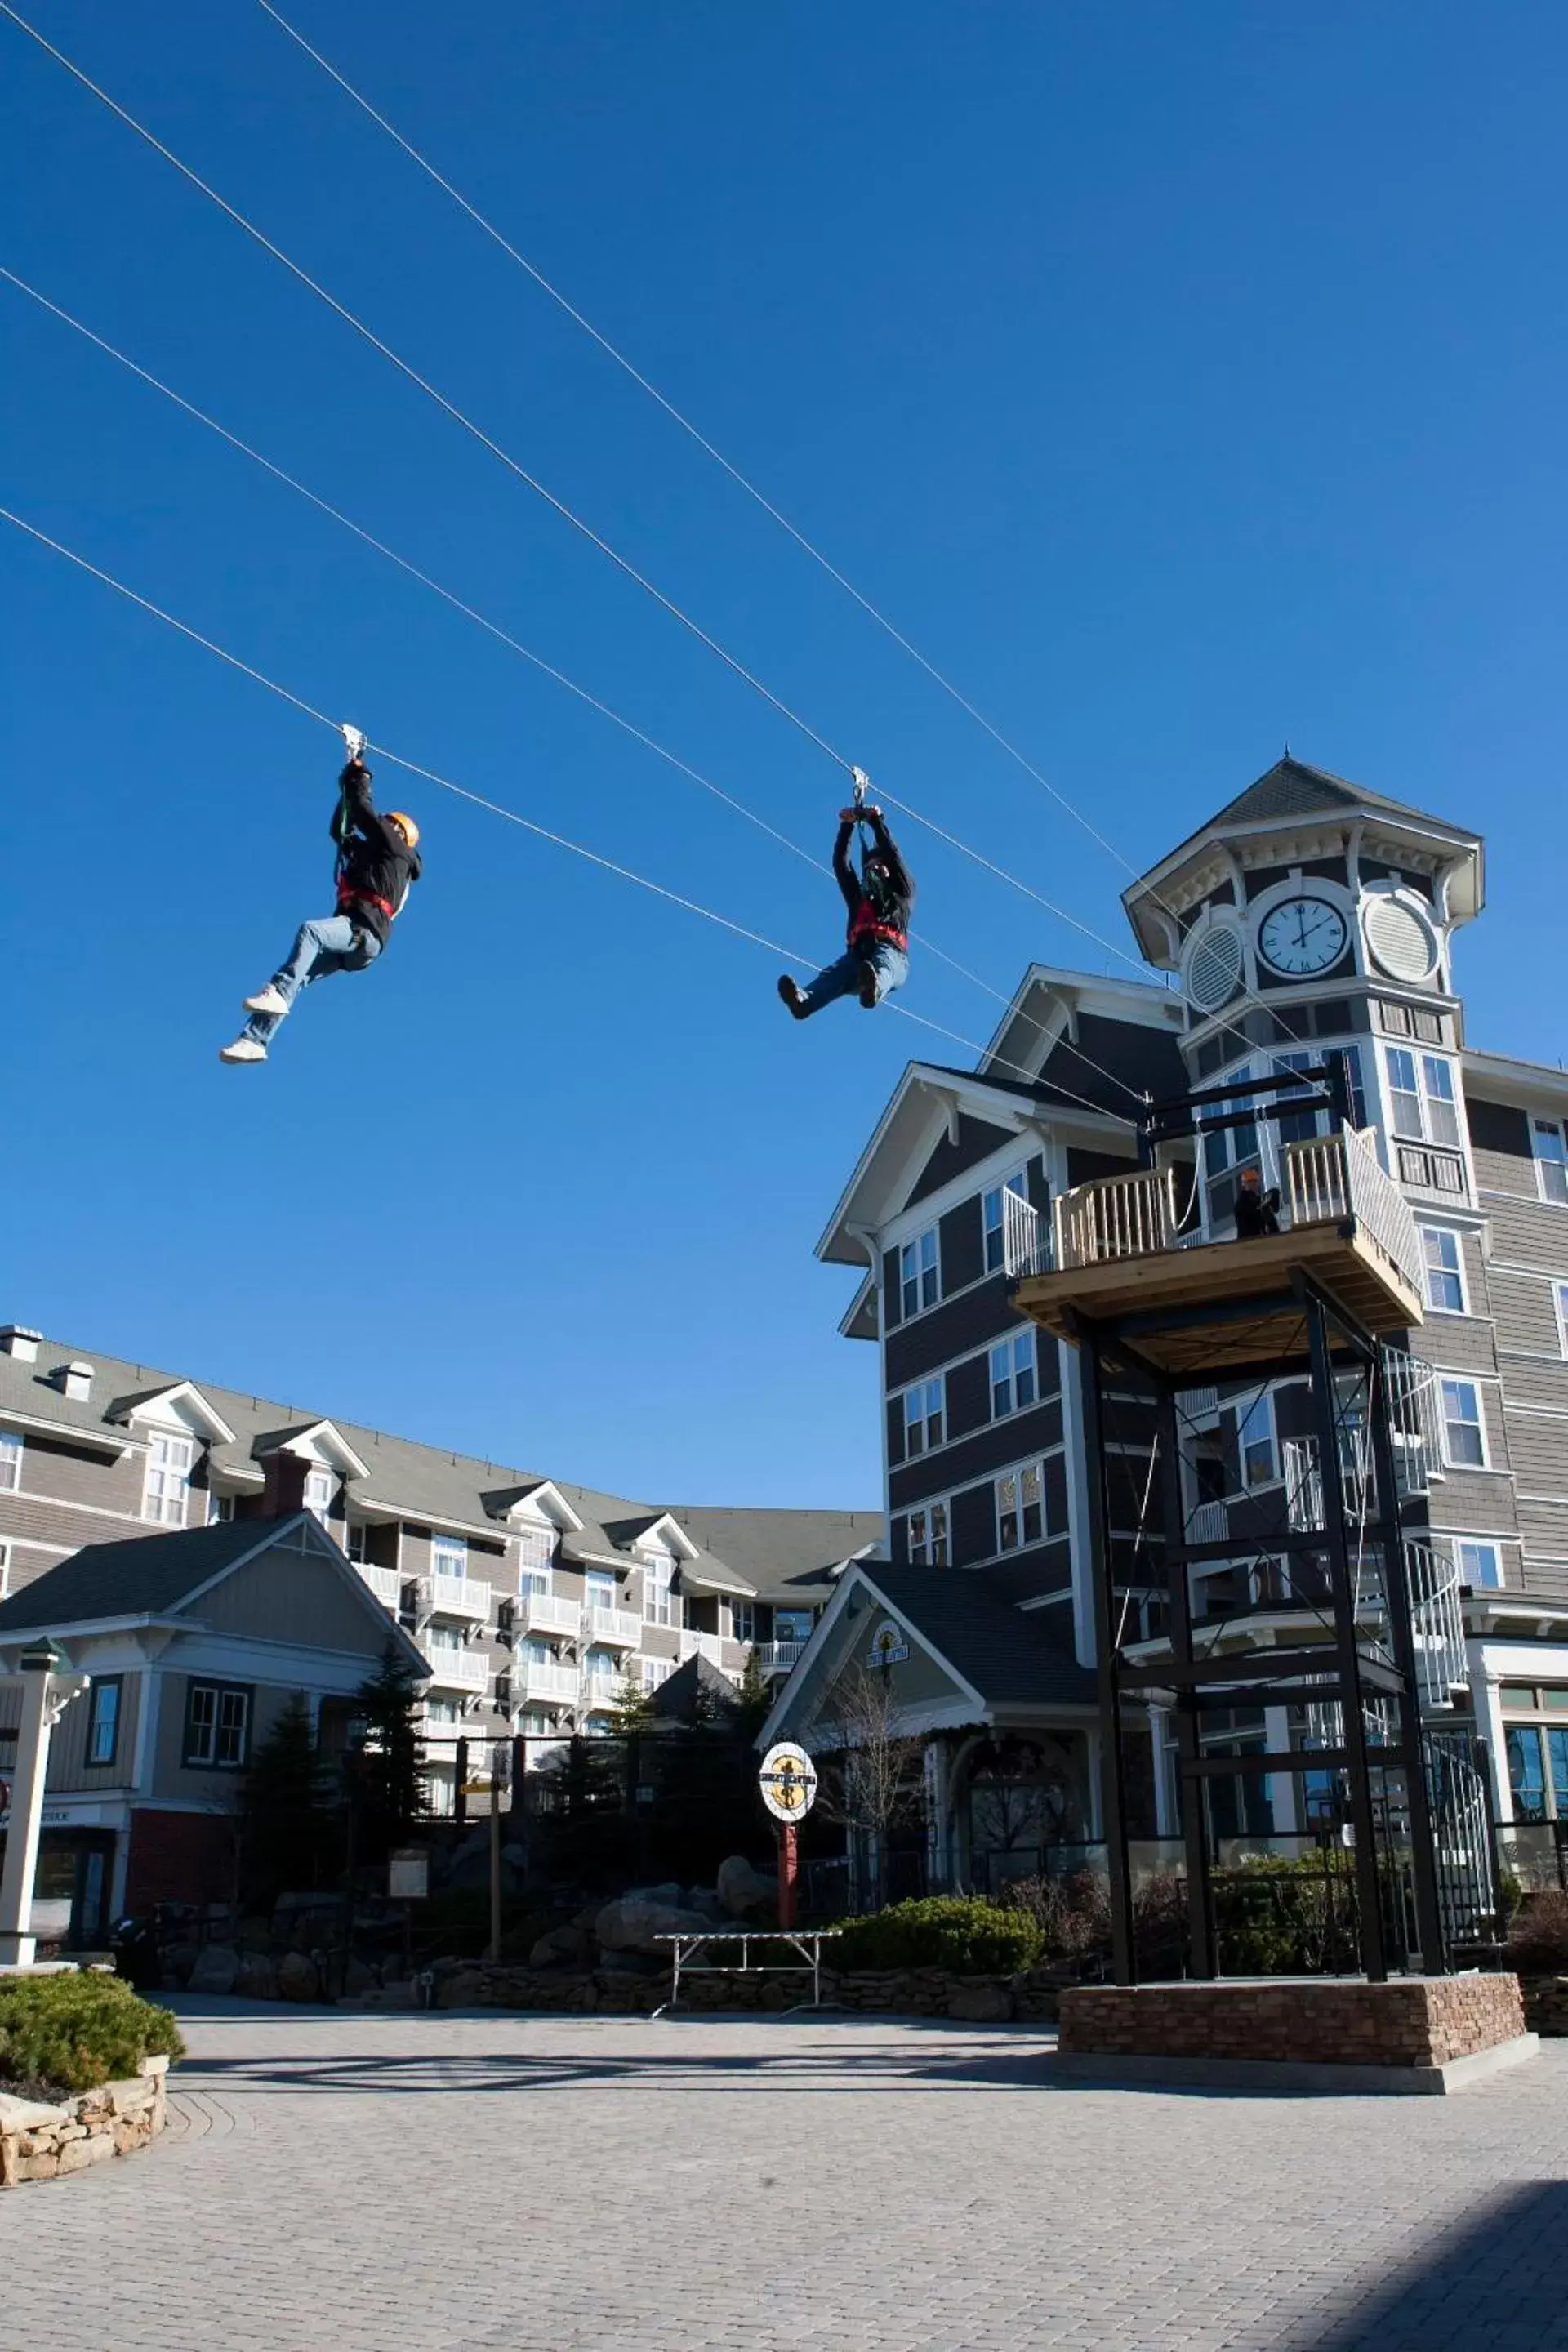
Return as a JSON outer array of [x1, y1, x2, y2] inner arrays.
[[582, 1605, 642, 1650], [355, 1562, 403, 1611], [421, 1646, 490, 1695], [515, 1591, 580, 1640], [1001, 1187, 1051, 1279], [1187, 1498, 1229, 1548], [421, 1572, 492, 1624], [679, 1628, 727, 1669], [1054, 1165, 1178, 1271], [516, 1658, 581, 1707], [1405, 1542, 1468, 1712], [756, 1640, 804, 1676]]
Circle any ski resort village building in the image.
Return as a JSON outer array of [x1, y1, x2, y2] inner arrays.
[[763, 759, 1568, 1909]]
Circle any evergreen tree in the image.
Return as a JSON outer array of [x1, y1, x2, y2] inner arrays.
[[608, 1674, 658, 1736], [238, 1692, 339, 1911], [352, 1644, 428, 1865], [730, 1646, 774, 1743]]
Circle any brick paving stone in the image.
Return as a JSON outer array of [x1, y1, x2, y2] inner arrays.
[[2, 2004, 1566, 2350]]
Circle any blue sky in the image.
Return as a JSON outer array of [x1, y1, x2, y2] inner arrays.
[[3, 2, 1566, 1507]]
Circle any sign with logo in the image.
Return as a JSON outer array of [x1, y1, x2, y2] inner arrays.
[[758, 1742, 818, 1822], [866, 1619, 910, 1670]]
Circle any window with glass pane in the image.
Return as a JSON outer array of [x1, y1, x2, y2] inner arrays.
[[1545, 1726, 1568, 1816], [518, 1526, 555, 1589], [0, 1432, 20, 1494], [1239, 1395, 1276, 1487], [1440, 1379, 1486, 1468], [903, 1377, 944, 1455], [586, 1646, 616, 1689], [731, 1601, 755, 1643], [906, 1508, 949, 1568], [991, 1332, 1036, 1419], [900, 1227, 939, 1318], [1386, 1047, 1423, 1139], [185, 1681, 249, 1769], [583, 1569, 616, 1615], [432, 1532, 467, 1579], [982, 1172, 1028, 1272], [1422, 1227, 1465, 1312], [144, 1431, 194, 1526], [86, 1678, 121, 1766], [303, 1465, 334, 1524], [1533, 1120, 1568, 1205], [1456, 1539, 1502, 1589], [1508, 1726, 1548, 1823], [1202, 1065, 1258, 1176], [642, 1552, 675, 1624], [996, 1468, 1041, 1551], [1274, 1053, 1321, 1147], [1555, 1283, 1568, 1361], [1421, 1055, 1461, 1145]]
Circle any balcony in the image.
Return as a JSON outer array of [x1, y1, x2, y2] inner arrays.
[[679, 1628, 728, 1670], [420, 1646, 490, 1695], [515, 1591, 580, 1640], [355, 1562, 403, 1611], [516, 1658, 580, 1708], [1011, 1125, 1425, 1374], [421, 1572, 492, 1624], [755, 1640, 804, 1677], [582, 1604, 642, 1650]]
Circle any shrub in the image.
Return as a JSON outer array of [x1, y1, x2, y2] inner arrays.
[[832, 1895, 1043, 1975], [1214, 1853, 1361, 1976], [1507, 1889, 1568, 1976], [1000, 1869, 1187, 1977], [0, 1969, 185, 2098]]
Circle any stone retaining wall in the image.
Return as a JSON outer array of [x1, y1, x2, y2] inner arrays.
[[1522, 1976, 1568, 2037], [0, 2056, 168, 2188], [354, 1962, 1070, 2021], [1059, 1975, 1526, 2068]]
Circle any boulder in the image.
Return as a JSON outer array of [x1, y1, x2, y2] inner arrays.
[[235, 1952, 278, 2000], [595, 1949, 664, 1979], [529, 1925, 587, 1968], [594, 1897, 715, 1953], [342, 1956, 378, 1998], [716, 1855, 773, 1918], [685, 1887, 726, 1922], [277, 1950, 321, 2002], [947, 1980, 1014, 2023], [437, 1968, 488, 2008], [187, 1943, 239, 1995], [160, 1940, 200, 1988]]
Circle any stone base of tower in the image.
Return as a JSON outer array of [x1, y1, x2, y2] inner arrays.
[[1055, 1976, 1537, 2095]]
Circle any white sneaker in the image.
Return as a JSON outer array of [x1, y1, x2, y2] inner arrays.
[[243, 984, 288, 1018], [220, 1036, 268, 1065]]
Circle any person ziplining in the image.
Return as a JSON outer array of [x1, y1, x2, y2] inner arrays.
[[777, 772, 915, 1020], [220, 731, 421, 1063]]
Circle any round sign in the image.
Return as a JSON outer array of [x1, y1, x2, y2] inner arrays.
[[758, 1741, 818, 1822]]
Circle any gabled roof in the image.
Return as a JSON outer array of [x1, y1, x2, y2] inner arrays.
[[105, 1380, 235, 1445], [856, 1568, 1098, 1708], [248, 1419, 370, 1479], [601, 1512, 699, 1561]]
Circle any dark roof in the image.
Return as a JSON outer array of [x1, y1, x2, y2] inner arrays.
[[860, 1567, 1098, 1708], [1144, 758, 1477, 883], [664, 1505, 881, 1593], [0, 1519, 286, 1632], [648, 1652, 741, 1722]]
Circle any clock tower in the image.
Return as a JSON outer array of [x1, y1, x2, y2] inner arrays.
[[1120, 756, 1485, 1229]]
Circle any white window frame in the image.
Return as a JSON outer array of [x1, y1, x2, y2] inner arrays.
[[996, 1463, 1045, 1553], [773, 1606, 816, 1644], [142, 1429, 194, 1526], [639, 1655, 674, 1694], [1420, 1226, 1468, 1316], [431, 1531, 468, 1580], [1384, 1046, 1462, 1148], [901, 1375, 945, 1457], [990, 1331, 1037, 1421], [0, 1539, 9, 1601], [0, 1431, 20, 1494], [730, 1600, 755, 1645], [1237, 1393, 1278, 1490], [1530, 1116, 1568, 1205], [185, 1681, 250, 1770], [303, 1464, 335, 1525], [906, 1501, 950, 1567], [1439, 1379, 1487, 1469], [899, 1226, 940, 1320], [1454, 1538, 1503, 1590], [642, 1548, 676, 1627], [517, 1525, 555, 1588], [85, 1677, 122, 1767], [982, 1171, 1029, 1274]]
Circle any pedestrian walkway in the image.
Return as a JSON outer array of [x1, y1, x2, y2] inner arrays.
[[7, 2002, 1566, 2350]]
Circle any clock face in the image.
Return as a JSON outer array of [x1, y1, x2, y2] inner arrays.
[[1256, 897, 1349, 977]]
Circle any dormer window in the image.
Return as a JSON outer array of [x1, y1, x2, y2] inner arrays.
[[518, 1525, 555, 1591], [642, 1549, 675, 1627], [303, 1465, 334, 1524], [143, 1429, 194, 1526]]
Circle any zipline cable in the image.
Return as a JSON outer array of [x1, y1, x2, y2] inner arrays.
[[248, 1, 1344, 1093], [0, 0, 1165, 1000], [0, 501, 1141, 1131], [0, 266, 1147, 1113]]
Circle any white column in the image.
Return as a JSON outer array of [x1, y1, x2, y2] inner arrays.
[[923, 1741, 951, 1891], [1475, 1666, 1511, 1822], [0, 1645, 88, 1968]]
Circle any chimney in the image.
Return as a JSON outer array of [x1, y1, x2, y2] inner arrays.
[[261, 1450, 310, 1518], [54, 1361, 94, 1402], [0, 1326, 41, 1364]]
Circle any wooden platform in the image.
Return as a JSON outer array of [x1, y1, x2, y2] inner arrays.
[[1013, 1222, 1424, 1374]]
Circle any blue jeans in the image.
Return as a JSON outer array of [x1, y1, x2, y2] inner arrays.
[[796, 940, 908, 1017], [242, 915, 380, 1044]]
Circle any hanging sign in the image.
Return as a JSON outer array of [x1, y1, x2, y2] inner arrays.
[[387, 1848, 429, 1901], [758, 1742, 818, 1822], [866, 1618, 910, 1670]]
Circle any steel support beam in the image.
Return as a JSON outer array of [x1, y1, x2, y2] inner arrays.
[[1073, 1316, 1136, 1984], [1367, 1351, 1446, 1971], [1156, 1382, 1215, 1979]]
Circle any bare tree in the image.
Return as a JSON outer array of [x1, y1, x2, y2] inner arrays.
[[806, 1668, 926, 1909]]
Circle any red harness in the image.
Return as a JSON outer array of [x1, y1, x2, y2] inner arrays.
[[849, 898, 907, 952], [336, 877, 397, 924]]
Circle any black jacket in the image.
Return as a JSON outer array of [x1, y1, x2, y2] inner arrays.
[[332, 764, 421, 950], [1233, 1183, 1281, 1240], [832, 813, 915, 951]]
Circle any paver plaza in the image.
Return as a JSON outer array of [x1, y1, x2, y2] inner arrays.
[[7, 2001, 1566, 2351]]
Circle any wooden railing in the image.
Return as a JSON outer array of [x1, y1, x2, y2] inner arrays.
[[1053, 1165, 1178, 1270]]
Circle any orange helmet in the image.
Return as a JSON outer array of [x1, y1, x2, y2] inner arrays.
[[388, 812, 420, 850]]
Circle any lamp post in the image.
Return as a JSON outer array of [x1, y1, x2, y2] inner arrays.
[[0, 1637, 89, 1969]]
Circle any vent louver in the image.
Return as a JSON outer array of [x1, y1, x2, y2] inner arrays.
[[1187, 924, 1243, 1012]]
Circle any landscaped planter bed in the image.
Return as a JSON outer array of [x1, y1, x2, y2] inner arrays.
[[0, 2055, 169, 2187]]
